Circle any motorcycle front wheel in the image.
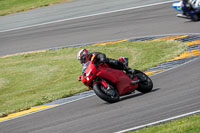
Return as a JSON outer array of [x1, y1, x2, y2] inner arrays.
[[93, 82, 120, 103]]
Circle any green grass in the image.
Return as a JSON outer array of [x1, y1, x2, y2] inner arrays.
[[129, 113, 200, 133], [0, 0, 72, 16], [0, 40, 187, 117]]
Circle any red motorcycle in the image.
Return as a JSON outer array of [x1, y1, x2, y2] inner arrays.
[[78, 55, 153, 103]]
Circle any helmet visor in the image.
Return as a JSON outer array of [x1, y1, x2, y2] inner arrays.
[[80, 56, 86, 64]]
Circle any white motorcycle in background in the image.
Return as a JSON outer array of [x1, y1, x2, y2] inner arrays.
[[172, 0, 200, 21]]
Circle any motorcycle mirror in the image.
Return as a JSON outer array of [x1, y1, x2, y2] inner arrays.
[[78, 76, 82, 81]]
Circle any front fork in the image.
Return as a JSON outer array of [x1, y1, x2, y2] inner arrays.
[[93, 79, 108, 88], [93, 79, 115, 96]]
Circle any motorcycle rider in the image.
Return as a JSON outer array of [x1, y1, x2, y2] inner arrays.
[[177, 0, 200, 20], [77, 49, 134, 74], [187, 0, 200, 10]]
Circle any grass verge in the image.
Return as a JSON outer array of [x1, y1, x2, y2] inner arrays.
[[0, 40, 187, 117], [0, 0, 72, 16], [129, 113, 200, 133]]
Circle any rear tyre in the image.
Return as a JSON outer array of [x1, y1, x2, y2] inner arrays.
[[93, 83, 120, 103], [191, 14, 199, 21], [134, 70, 153, 93]]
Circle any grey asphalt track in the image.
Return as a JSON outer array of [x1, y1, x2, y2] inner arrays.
[[0, 0, 174, 32], [0, 1, 200, 133], [0, 58, 199, 133], [0, 2, 199, 57]]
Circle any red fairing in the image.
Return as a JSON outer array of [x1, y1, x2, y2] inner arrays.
[[79, 56, 138, 96], [81, 61, 98, 86], [97, 67, 138, 95]]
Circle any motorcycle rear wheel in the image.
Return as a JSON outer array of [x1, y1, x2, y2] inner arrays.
[[93, 83, 120, 103], [134, 70, 153, 93], [191, 14, 199, 21]]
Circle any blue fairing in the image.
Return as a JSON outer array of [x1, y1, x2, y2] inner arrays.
[[172, 1, 182, 12]]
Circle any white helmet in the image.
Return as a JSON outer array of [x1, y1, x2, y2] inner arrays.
[[77, 49, 90, 64]]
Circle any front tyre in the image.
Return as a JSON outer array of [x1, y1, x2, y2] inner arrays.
[[93, 83, 120, 103], [134, 71, 153, 93]]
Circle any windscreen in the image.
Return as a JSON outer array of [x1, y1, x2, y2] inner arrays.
[[82, 61, 90, 73]]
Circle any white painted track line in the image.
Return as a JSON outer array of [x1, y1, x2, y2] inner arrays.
[[0, 0, 177, 33], [116, 110, 200, 133]]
